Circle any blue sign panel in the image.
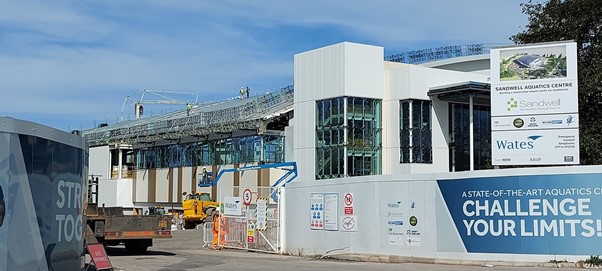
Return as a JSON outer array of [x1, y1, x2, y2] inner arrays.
[[438, 173, 602, 254]]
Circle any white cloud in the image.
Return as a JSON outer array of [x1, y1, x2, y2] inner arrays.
[[0, 0, 529, 130]]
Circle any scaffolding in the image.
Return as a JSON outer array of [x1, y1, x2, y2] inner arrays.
[[82, 86, 294, 147], [385, 44, 490, 65]]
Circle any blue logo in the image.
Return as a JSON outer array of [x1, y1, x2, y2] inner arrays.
[[567, 115, 575, 126], [495, 136, 542, 150]]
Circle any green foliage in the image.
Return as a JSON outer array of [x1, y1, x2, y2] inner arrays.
[[512, 0, 602, 164], [585, 255, 602, 267]]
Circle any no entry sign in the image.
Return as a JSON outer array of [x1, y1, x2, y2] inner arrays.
[[343, 193, 354, 215]]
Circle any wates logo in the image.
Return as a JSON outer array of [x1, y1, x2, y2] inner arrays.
[[496, 135, 542, 150], [506, 98, 518, 111]]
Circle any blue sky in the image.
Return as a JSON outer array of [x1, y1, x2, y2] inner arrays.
[[0, 0, 529, 131]]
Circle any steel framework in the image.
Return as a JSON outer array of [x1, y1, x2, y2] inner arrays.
[[83, 86, 294, 147]]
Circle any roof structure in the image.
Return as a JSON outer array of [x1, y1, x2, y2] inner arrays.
[[427, 81, 491, 105], [514, 54, 542, 68], [82, 85, 294, 147]]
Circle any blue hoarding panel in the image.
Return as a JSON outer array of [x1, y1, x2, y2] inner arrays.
[[438, 173, 602, 254]]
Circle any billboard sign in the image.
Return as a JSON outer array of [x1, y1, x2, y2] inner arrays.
[[491, 129, 579, 165], [490, 42, 579, 165], [438, 173, 602, 254]]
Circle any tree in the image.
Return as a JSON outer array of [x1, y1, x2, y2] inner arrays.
[[511, 0, 602, 164]]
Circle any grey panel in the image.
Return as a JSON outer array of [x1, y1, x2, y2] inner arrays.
[[0, 119, 88, 271], [435, 185, 466, 252]]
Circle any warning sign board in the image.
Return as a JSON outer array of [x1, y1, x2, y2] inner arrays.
[[310, 193, 324, 230], [341, 215, 357, 232], [243, 189, 253, 205], [343, 193, 354, 215], [87, 243, 113, 270], [247, 223, 256, 243]]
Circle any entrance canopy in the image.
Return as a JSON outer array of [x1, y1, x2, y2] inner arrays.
[[427, 81, 490, 105]]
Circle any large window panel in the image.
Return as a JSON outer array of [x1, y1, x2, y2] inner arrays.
[[316, 97, 381, 180], [448, 103, 492, 171], [133, 134, 283, 170], [400, 99, 432, 164]]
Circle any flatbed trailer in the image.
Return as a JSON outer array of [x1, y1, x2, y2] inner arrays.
[[85, 204, 172, 254]]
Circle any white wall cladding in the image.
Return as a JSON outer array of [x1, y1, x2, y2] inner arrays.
[[89, 146, 110, 179], [156, 169, 169, 202], [239, 168, 258, 188], [294, 42, 488, 180], [135, 169, 149, 203], [182, 167, 193, 194], [285, 166, 602, 262], [97, 179, 134, 207]]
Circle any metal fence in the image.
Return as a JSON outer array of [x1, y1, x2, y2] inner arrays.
[[202, 222, 213, 248], [216, 186, 281, 253]]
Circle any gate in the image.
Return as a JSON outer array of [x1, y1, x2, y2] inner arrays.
[[217, 186, 281, 253]]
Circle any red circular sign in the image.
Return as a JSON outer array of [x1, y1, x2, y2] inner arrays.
[[243, 189, 253, 205], [344, 193, 353, 206]]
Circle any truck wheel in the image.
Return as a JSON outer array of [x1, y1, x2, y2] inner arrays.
[[124, 239, 151, 254], [184, 221, 196, 229], [125, 244, 148, 254]]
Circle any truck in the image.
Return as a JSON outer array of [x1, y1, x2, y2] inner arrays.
[[86, 176, 172, 254]]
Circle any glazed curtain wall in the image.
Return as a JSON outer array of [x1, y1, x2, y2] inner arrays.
[[400, 99, 432, 164], [316, 97, 382, 180], [134, 135, 284, 169]]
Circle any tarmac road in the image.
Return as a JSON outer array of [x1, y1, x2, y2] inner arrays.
[[102, 229, 583, 271]]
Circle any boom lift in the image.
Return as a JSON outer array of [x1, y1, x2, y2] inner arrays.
[[180, 162, 297, 229]]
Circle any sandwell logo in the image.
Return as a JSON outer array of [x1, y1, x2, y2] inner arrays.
[[506, 98, 561, 112], [506, 98, 518, 111], [495, 135, 542, 150]]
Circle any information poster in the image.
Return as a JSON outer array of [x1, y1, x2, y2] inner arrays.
[[310, 193, 324, 230], [256, 199, 267, 230], [324, 193, 339, 231]]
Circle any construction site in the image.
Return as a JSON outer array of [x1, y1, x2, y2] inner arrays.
[[83, 85, 294, 207], [76, 41, 601, 265]]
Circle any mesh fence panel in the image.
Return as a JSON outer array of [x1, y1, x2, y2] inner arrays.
[[217, 186, 281, 253]]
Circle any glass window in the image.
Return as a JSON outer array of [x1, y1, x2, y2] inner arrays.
[[316, 97, 381, 180], [448, 103, 492, 171], [400, 100, 432, 164], [132, 134, 284, 169]]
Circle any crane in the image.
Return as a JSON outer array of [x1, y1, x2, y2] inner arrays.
[[120, 89, 200, 121]]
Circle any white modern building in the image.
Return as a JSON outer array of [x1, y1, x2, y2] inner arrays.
[[84, 42, 602, 263]]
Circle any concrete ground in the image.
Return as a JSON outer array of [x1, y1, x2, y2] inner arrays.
[[98, 229, 585, 271]]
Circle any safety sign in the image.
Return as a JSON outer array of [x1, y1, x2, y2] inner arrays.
[[341, 215, 357, 232], [343, 192, 354, 215], [247, 223, 256, 243], [242, 188, 253, 205], [310, 193, 324, 230], [256, 198, 268, 230]]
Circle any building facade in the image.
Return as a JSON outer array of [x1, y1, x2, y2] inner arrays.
[[285, 42, 601, 263]]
